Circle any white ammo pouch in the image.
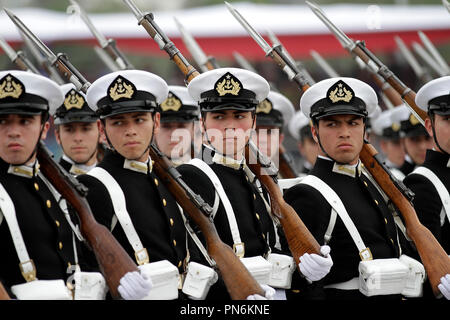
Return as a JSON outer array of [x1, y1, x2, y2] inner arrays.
[[0, 182, 73, 300], [187, 159, 272, 286], [300, 175, 425, 297], [267, 253, 296, 289], [88, 167, 180, 300], [182, 262, 218, 300]]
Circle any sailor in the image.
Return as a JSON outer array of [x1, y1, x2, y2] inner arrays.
[[0, 70, 110, 300], [79, 70, 186, 300], [253, 90, 297, 178], [52, 83, 100, 175], [288, 110, 318, 175], [391, 105, 433, 176], [153, 85, 200, 165], [371, 108, 406, 180], [284, 77, 421, 300], [404, 76, 450, 300], [177, 68, 332, 300]]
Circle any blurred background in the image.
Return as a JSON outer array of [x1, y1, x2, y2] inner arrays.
[[0, 0, 448, 161]]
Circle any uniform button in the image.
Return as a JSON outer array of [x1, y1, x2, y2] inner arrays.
[[253, 193, 256, 200], [58, 242, 63, 250], [68, 262, 71, 269], [162, 199, 167, 207], [384, 218, 388, 224], [173, 239, 177, 246], [262, 233, 266, 239], [154, 178, 159, 186], [255, 213, 260, 220], [390, 238, 394, 244], [374, 199, 379, 205], [363, 181, 368, 187], [55, 220, 60, 227], [178, 261, 182, 268], [34, 183, 39, 191], [46, 200, 52, 208], [170, 218, 174, 226]]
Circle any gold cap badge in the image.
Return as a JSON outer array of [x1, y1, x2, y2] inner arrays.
[[161, 92, 182, 112], [256, 99, 272, 114], [0, 74, 24, 100], [64, 89, 84, 110], [409, 113, 419, 125], [215, 72, 241, 96], [108, 76, 135, 101], [328, 80, 354, 104], [391, 122, 401, 132]]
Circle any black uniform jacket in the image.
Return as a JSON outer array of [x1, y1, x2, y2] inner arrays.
[[177, 147, 282, 299], [0, 158, 82, 291], [77, 150, 187, 273], [404, 150, 450, 253], [284, 157, 402, 299]]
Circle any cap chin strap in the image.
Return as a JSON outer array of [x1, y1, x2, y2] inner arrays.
[[430, 115, 449, 156]]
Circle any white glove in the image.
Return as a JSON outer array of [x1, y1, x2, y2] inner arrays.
[[438, 274, 450, 300], [246, 284, 275, 300], [118, 271, 153, 300], [298, 245, 333, 282]]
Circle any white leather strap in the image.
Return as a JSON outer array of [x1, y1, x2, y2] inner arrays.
[[188, 158, 245, 258], [87, 167, 149, 265], [300, 175, 373, 261], [412, 166, 450, 226], [0, 182, 36, 281]]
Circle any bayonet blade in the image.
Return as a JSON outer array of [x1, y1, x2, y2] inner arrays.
[[4, 8, 57, 62], [174, 17, 209, 72], [394, 36, 427, 80], [412, 41, 447, 77], [305, 1, 355, 50], [310, 50, 340, 78], [122, 0, 145, 22], [68, 0, 108, 48], [418, 30, 450, 74], [224, 1, 273, 56], [232, 51, 257, 73], [443, 0, 450, 13], [0, 37, 19, 61]]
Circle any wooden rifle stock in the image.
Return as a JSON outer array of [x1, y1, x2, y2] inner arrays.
[[36, 142, 137, 299], [0, 281, 11, 300], [360, 143, 450, 297], [246, 142, 321, 266], [149, 145, 264, 299], [278, 145, 298, 179]]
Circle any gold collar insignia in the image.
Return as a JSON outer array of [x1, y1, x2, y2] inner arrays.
[[8, 163, 39, 178], [123, 158, 152, 174], [0, 74, 24, 100], [212, 152, 244, 170], [332, 160, 361, 178]]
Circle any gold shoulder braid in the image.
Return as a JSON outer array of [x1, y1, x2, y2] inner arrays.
[[215, 72, 241, 96], [108, 76, 135, 101], [64, 89, 84, 110], [328, 80, 353, 104], [161, 92, 182, 112], [0, 74, 24, 100]]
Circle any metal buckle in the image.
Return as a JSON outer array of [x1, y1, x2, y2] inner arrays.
[[20, 259, 37, 282], [359, 247, 373, 261], [135, 248, 150, 265], [233, 242, 245, 258]]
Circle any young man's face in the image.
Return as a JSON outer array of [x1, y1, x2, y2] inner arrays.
[[426, 114, 450, 154], [254, 125, 282, 160], [298, 136, 319, 167], [56, 120, 101, 165], [103, 112, 159, 162], [203, 109, 255, 159], [403, 134, 433, 165], [0, 114, 48, 165], [154, 121, 194, 160], [312, 114, 365, 165]]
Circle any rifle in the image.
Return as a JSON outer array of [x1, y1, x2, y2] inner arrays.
[[125, 0, 267, 298], [305, 2, 429, 125], [306, 1, 450, 297], [5, 8, 91, 93], [412, 41, 447, 78], [36, 142, 138, 299], [418, 30, 450, 75], [67, 0, 135, 70], [0, 35, 40, 73], [0, 281, 11, 300], [150, 144, 264, 299]]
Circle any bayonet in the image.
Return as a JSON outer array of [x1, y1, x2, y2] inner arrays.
[[0, 35, 39, 73], [93, 46, 120, 72], [225, 1, 311, 92], [412, 41, 446, 77], [444, 0, 450, 13], [122, 0, 199, 83], [310, 49, 339, 78], [395, 36, 433, 84], [174, 17, 219, 72], [68, 0, 134, 70], [418, 30, 450, 74], [5, 8, 90, 92], [306, 1, 427, 124], [232, 51, 257, 73]]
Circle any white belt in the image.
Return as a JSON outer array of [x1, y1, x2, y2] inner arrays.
[[324, 277, 359, 290], [87, 167, 149, 265]]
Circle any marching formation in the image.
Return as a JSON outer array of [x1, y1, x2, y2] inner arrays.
[[0, 0, 448, 302]]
